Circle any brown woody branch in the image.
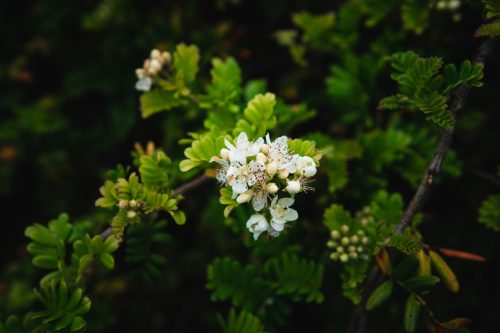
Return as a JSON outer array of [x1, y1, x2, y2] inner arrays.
[[347, 37, 498, 333]]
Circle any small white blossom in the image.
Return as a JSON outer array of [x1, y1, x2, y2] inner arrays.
[[246, 214, 270, 240], [227, 160, 266, 195], [269, 196, 298, 232], [225, 132, 264, 165], [135, 76, 152, 92], [296, 156, 317, 177], [285, 180, 301, 195], [265, 133, 297, 173]]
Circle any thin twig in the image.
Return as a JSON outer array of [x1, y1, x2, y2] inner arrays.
[[346, 37, 497, 333]]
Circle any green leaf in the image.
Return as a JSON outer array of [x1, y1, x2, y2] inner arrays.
[[404, 294, 421, 333], [264, 253, 324, 303], [207, 257, 267, 311], [390, 229, 421, 255], [173, 43, 200, 84], [218, 309, 267, 333], [370, 191, 404, 225], [393, 256, 419, 280], [99, 253, 115, 270], [403, 275, 440, 292], [233, 93, 277, 138], [366, 280, 393, 311], [140, 90, 185, 118], [476, 20, 500, 37], [323, 204, 354, 231], [478, 194, 500, 232], [180, 134, 228, 172]]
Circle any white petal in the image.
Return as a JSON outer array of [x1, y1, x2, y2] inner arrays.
[[265, 133, 272, 145], [278, 197, 294, 207], [271, 221, 285, 231], [236, 132, 249, 149], [232, 178, 248, 194], [284, 208, 298, 221], [135, 77, 152, 91], [229, 149, 246, 165], [270, 195, 278, 208], [247, 174, 257, 186], [224, 138, 236, 151], [252, 192, 267, 211], [247, 137, 264, 156]]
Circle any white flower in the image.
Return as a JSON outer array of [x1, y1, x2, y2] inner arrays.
[[212, 158, 230, 184], [269, 196, 298, 231], [225, 132, 264, 165], [265, 133, 298, 173], [296, 156, 317, 177], [135, 76, 152, 92], [227, 160, 266, 195], [285, 180, 301, 195], [246, 214, 270, 240]]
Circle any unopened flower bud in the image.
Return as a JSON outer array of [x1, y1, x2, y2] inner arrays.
[[348, 245, 356, 253], [331, 230, 340, 239], [327, 240, 337, 248], [129, 199, 138, 208], [118, 200, 128, 209], [285, 180, 300, 194], [261, 144, 269, 154], [448, 0, 460, 10], [135, 68, 145, 78], [341, 237, 350, 246], [341, 225, 349, 234], [127, 210, 137, 219], [256, 152, 267, 163], [162, 51, 171, 63], [357, 230, 365, 236], [266, 162, 278, 176], [278, 169, 289, 179], [330, 252, 339, 261], [236, 190, 254, 204], [220, 148, 230, 160], [340, 253, 349, 263], [150, 49, 161, 59], [266, 183, 278, 194], [350, 235, 359, 244], [336, 246, 345, 253], [361, 237, 369, 245], [150, 59, 161, 71], [349, 252, 358, 259], [357, 246, 364, 253]]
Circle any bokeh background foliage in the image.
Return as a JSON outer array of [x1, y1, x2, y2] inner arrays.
[[1, 0, 499, 332]]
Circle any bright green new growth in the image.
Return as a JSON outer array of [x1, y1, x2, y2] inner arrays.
[[218, 309, 268, 333], [379, 51, 483, 129], [476, 0, 500, 37], [478, 194, 500, 232]]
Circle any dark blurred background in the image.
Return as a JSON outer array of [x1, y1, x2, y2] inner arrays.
[[1, 0, 499, 332]]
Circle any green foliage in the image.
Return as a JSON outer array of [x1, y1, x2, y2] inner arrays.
[[180, 134, 228, 172], [380, 51, 483, 129], [203, 57, 242, 112], [125, 219, 171, 282], [476, 21, 500, 37], [173, 43, 200, 86], [25, 214, 73, 284], [218, 309, 267, 333], [140, 90, 186, 118], [24, 281, 90, 332], [390, 229, 421, 255], [370, 191, 404, 225], [401, 0, 429, 34], [72, 235, 119, 280], [341, 259, 371, 304], [366, 280, 393, 310], [206, 257, 267, 311], [96, 153, 185, 237], [264, 253, 324, 303], [323, 204, 354, 231], [233, 93, 277, 138], [220, 187, 240, 218], [403, 294, 421, 333], [0, 316, 27, 333], [292, 11, 335, 50], [478, 194, 500, 232], [361, 129, 412, 172]]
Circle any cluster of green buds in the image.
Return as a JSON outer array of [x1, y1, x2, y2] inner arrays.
[[327, 225, 370, 263], [355, 206, 375, 226], [118, 199, 143, 221]]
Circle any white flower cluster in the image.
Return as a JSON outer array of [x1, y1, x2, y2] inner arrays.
[[212, 132, 317, 240], [135, 49, 171, 92]]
